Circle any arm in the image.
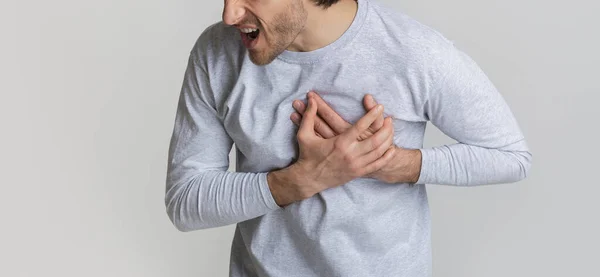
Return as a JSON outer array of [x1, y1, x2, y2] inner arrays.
[[413, 43, 532, 186], [289, 45, 532, 186], [165, 53, 280, 232]]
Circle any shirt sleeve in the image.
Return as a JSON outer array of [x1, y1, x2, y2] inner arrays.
[[413, 43, 533, 186], [165, 53, 281, 232]]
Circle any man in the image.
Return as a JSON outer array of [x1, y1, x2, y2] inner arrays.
[[165, 0, 532, 276]]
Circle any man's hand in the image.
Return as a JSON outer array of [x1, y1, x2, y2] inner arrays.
[[268, 94, 396, 207], [289, 92, 422, 184], [290, 92, 386, 141]]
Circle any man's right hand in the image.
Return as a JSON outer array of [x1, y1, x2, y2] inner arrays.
[[267, 94, 396, 207]]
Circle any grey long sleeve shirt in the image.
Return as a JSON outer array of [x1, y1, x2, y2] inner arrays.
[[165, 0, 532, 276]]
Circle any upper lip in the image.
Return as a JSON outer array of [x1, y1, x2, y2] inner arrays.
[[236, 25, 259, 30]]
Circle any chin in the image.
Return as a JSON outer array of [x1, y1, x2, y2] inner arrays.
[[249, 55, 270, 66], [249, 50, 277, 66]]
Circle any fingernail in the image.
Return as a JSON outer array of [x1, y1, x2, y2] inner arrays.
[[377, 105, 383, 111], [293, 101, 301, 109]]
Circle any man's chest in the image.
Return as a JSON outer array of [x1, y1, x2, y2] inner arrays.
[[216, 63, 427, 171]]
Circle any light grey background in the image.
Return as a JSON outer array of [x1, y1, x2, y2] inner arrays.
[[1, 0, 598, 276]]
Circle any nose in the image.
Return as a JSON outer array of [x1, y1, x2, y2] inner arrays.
[[222, 0, 245, 26]]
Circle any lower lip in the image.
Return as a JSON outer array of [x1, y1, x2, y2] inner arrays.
[[241, 31, 259, 49]]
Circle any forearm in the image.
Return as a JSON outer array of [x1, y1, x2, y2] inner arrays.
[[414, 139, 532, 186], [267, 167, 297, 208], [165, 170, 281, 232], [266, 163, 322, 207], [378, 147, 422, 184]]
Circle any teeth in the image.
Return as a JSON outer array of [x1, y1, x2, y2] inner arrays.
[[241, 28, 258, 33]]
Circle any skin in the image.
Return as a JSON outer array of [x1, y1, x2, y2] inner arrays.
[[222, 0, 358, 65], [290, 92, 422, 185], [268, 94, 398, 206], [222, 1, 422, 207]]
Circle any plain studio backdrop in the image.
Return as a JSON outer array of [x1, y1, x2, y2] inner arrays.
[[1, 0, 598, 276]]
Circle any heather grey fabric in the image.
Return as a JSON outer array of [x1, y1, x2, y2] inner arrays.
[[165, 0, 532, 276]]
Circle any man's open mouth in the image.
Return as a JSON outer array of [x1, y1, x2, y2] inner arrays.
[[242, 28, 260, 40], [240, 27, 260, 49]]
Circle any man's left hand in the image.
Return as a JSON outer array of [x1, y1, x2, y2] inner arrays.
[[290, 91, 422, 184]]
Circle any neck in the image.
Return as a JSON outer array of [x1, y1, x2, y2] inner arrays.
[[287, 0, 358, 52]]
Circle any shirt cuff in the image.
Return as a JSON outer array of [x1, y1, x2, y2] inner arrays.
[[258, 172, 283, 210], [414, 148, 432, 185]]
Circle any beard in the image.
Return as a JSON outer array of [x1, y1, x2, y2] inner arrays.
[[248, 0, 308, 65]]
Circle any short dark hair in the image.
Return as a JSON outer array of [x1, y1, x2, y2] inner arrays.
[[313, 0, 342, 8]]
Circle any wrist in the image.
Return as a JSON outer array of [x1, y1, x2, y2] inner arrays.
[[267, 164, 307, 207], [387, 147, 422, 184]]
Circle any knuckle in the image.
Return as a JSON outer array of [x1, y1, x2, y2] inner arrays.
[[314, 120, 322, 130], [297, 133, 308, 144], [334, 140, 347, 151]]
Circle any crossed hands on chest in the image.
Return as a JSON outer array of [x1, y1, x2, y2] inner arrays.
[[266, 91, 422, 207]]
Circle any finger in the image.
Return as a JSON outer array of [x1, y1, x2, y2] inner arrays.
[[292, 100, 337, 138], [298, 96, 318, 142], [309, 91, 351, 134], [293, 100, 306, 114], [360, 146, 397, 177], [364, 94, 384, 130], [313, 117, 337, 139], [343, 104, 384, 141], [290, 112, 301, 126], [359, 119, 395, 164], [357, 116, 394, 155]]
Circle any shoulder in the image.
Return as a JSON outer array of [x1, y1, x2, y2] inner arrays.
[[369, 2, 466, 77], [368, 1, 451, 45], [367, 0, 457, 65], [188, 21, 244, 71]]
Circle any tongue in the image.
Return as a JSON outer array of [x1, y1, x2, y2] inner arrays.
[[248, 30, 259, 40], [241, 30, 259, 49]]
